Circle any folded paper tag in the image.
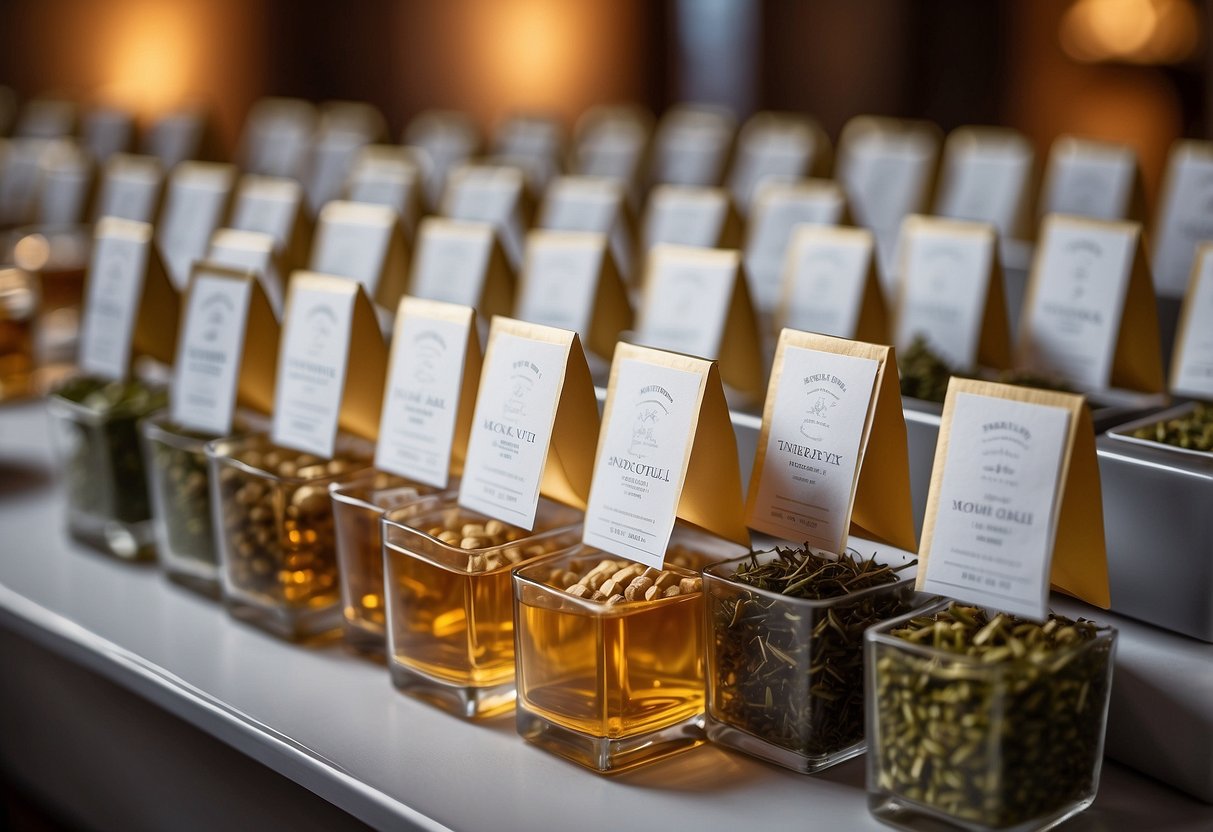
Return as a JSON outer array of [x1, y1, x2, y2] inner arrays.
[[582, 343, 749, 567], [271, 272, 387, 457], [458, 318, 599, 529], [636, 244, 764, 401], [1151, 140, 1213, 297], [1040, 136, 1143, 222], [743, 178, 846, 312], [404, 109, 480, 208], [493, 114, 564, 192], [304, 126, 377, 214], [93, 152, 163, 223], [538, 175, 635, 284], [934, 126, 1035, 241], [1171, 243, 1213, 399], [35, 141, 91, 225], [170, 263, 278, 435], [156, 161, 236, 289], [346, 144, 424, 232], [442, 162, 528, 269], [1017, 214, 1164, 392], [376, 298, 481, 488], [728, 111, 829, 213], [778, 225, 887, 343], [747, 330, 915, 554], [207, 228, 286, 316], [78, 217, 179, 381], [143, 107, 207, 169], [230, 174, 311, 270], [894, 215, 1010, 372], [409, 217, 514, 319], [917, 378, 1109, 619], [572, 106, 650, 195], [308, 200, 410, 310], [515, 229, 631, 359], [240, 97, 315, 179], [642, 184, 740, 252], [650, 105, 735, 187], [837, 116, 941, 285]]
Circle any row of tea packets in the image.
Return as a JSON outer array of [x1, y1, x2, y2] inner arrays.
[[45, 212, 1124, 830]]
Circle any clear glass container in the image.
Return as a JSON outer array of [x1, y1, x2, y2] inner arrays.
[[0, 265, 38, 400], [382, 495, 583, 718], [513, 527, 744, 773], [205, 432, 372, 640], [8, 224, 90, 366], [866, 600, 1117, 832], [703, 550, 926, 773], [47, 376, 166, 559], [329, 473, 441, 655]]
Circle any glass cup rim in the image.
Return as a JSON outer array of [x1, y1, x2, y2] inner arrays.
[[328, 473, 446, 512], [702, 546, 920, 609], [382, 508, 584, 574], [865, 598, 1118, 668], [203, 431, 373, 485], [48, 375, 165, 424]]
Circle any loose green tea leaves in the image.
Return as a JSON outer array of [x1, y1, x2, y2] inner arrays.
[[55, 377, 166, 523], [873, 604, 1113, 828], [1131, 403, 1213, 451], [708, 546, 916, 761], [897, 336, 1074, 404], [148, 425, 216, 567]]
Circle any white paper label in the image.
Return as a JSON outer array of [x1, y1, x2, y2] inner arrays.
[[728, 134, 812, 213], [95, 165, 159, 223], [169, 275, 253, 435], [1172, 249, 1213, 399], [444, 170, 525, 267], [654, 121, 730, 187], [158, 178, 230, 289], [310, 216, 392, 294], [1151, 148, 1213, 297], [637, 252, 736, 359], [920, 392, 1071, 620], [783, 231, 873, 339], [458, 333, 568, 529], [1019, 221, 1134, 390], [375, 314, 472, 487], [144, 112, 203, 169], [78, 232, 149, 380], [516, 236, 604, 340], [271, 285, 356, 457], [936, 147, 1032, 240], [349, 177, 411, 220], [231, 180, 300, 251], [582, 359, 704, 567], [748, 348, 879, 553], [1043, 149, 1134, 221], [207, 232, 283, 315], [539, 179, 632, 279], [894, 227, 994, 370], [39, 167, 90, 225], [643, 188, 727, 250], [744, 185, 844, 311], [410, 223, 493, 307]]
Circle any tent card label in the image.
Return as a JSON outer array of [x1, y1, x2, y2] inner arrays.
[[637, 246, 738, 360], [79, 220, 152, 380], [582, 358, 704, 567], [780, 226, 879, 340], [516, 231, 605, 340], [1152, 141, 1213, 297], [920, 391, 1071, 619], [442, 164, 526, 268], [157, 162, 234, 289], [169, 271, 253, 435], [459, 323, 582, 529], [1018, 217, 1139, 390], [207, 228, 283, 315], [310, 201, 394, 295], [744, 179, 845, 312], [894, 217, 1003, 371], [410, 218, 494, 307], [643, 185, 729, 251], [934, 128, 1033, 240], [747, 348, 878, 552], [376, 299, 478, 488], [271, 277, 358, 457], [1041, 137, 1136, 221], [95, 154, 161, 223], [1172, 245, 1213, 399], [231, 175, 303, 252]]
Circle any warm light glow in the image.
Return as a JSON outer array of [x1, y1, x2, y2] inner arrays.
[[96, 1, 198, 117], [1061, 0, 1200, 64], [476, 0, 581, 112]]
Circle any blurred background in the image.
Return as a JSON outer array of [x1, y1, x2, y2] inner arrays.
[[0, 0, 1207, 203]]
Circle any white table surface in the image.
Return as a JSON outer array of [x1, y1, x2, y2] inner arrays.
[[1, 399, 1211, 832]]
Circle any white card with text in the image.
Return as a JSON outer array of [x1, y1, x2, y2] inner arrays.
[[310, 205, 392, 294], [637, 248, 735, 359], [643, 186, 727, 250], [78, 224, 150, 381], [231, 176, 301, 251], [1173, 247, 1213, 399], [920, 392, 1071, 620], [516, 233, 604, 340], [1152, 143, 1213, 297], [1042, 144, 1134, 221], [170, 273, 253, 435], [582, 358, 704, 567], [157, 165, 231, 289], [747, 347, 879, 553], [744, 182, 844, 311], [782, 227, 873, 339], [410, 220, 494, 307]]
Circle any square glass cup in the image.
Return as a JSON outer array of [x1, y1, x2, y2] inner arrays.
[[205, 432, 372, 640], [382, 495, 583, 719], [512, 528, 746, 773], [865, 600, 1117, 832], [329, 473, 441, 654], [47, 376, 166, 560], [703, 549, 926, 773]]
